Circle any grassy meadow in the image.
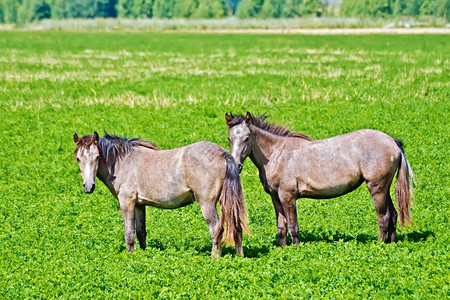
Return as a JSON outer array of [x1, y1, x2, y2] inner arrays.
[[0, 32, 448, 298]]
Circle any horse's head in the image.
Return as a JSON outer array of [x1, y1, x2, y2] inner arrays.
[[225, 112, 254, 172], [73, 131, 100, 194]]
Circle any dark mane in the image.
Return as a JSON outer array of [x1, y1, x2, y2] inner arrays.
[[227, 113, 311, 140], [98, 133, 158, 164]]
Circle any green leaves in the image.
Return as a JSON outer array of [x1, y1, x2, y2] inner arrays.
[[0, 32, 448, 298]]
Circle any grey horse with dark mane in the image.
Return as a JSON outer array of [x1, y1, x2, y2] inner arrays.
[[73, 132, 249, 258], [226, 112, 413, 245]]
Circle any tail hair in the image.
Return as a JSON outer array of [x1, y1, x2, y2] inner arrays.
[[216, 152, 250, 245], [394, 139, 414, 230]]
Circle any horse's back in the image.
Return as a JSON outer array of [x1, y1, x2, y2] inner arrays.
[[309, 129, 400, 159], [134, 141, 227, 181], [316, 129, 401, 173]]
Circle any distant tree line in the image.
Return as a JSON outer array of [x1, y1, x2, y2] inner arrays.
[[340, 0, 449, 18], [0, 0, 448, 24]]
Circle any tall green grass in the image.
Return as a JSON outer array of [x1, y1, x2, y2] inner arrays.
[[0, 32, 448, 298]]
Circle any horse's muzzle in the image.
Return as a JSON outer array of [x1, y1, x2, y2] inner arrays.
[[83, 183, 95, 194]]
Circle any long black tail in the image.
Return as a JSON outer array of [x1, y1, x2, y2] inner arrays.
[[216, 152, 250, 245]]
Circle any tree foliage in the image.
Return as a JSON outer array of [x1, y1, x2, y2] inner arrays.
[[0, 0, 448, 23], [1, 0, 20, 23], [420, 0, 450, 17], [341, 0, 448, 19], [18, 0, 51, 23], [118, 0, 152, 18], [152, 0, 174, 18], [193, 0, 228, 18], [298, 0, 324, 16], [236, 0, 264, 18], [173, 0, 198, 18]]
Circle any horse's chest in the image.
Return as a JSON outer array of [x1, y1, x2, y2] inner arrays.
[[259, 168, 280, 195]]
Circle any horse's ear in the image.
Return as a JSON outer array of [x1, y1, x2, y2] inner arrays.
[[245, 111, 253, 125], [73, 133, 79, 144], [225, 113, 232, 126], [93, 131, 99, 143]]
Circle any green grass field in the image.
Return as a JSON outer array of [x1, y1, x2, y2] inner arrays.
[[0, 32, 448, 298]]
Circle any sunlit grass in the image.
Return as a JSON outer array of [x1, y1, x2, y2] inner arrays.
[[0, 32, 448, 298]]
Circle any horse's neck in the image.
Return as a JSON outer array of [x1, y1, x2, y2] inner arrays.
[[96, 158, 119, 197], [249, 126, 282, 170]]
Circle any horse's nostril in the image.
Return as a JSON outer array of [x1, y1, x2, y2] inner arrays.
[[85, 184, 95, 194]]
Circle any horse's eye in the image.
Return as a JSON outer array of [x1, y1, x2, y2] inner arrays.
[[95, 155, 100, 161], [244, 137, 249, 142], [76, 157, 80, 162]]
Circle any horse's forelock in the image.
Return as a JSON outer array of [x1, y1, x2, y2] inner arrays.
[[227, 113, 267, 128], [79, 135, 97, 146], [74, 135, 97, 158], [227, 115, 246, 128], [228, 112, 261, 128]]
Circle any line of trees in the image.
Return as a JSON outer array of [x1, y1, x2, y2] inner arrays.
[[340, 0, 449, 18], [0, 0, 448, 24]]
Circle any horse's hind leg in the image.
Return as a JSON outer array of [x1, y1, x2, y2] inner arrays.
[[271, 195, 288, 246], [386, 195, 397, 243], [367, 182, 397, 243], [135, 204, 146, 250], [233, 226, 243, 257], [199, 202, 223, 258]]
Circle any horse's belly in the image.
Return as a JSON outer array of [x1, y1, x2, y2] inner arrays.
[[138, 190, 195, 209], [298, 175, 364, 199]]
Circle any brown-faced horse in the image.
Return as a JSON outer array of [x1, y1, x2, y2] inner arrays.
[[226, 112, 413, 245], [73, 132, 249, 258]]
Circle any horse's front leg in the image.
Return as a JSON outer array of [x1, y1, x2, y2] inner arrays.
[[119, 196, 136, 252], [135, 204, 146, 250], [271, 194, 288, 246], [278, 190, 299, 245]]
